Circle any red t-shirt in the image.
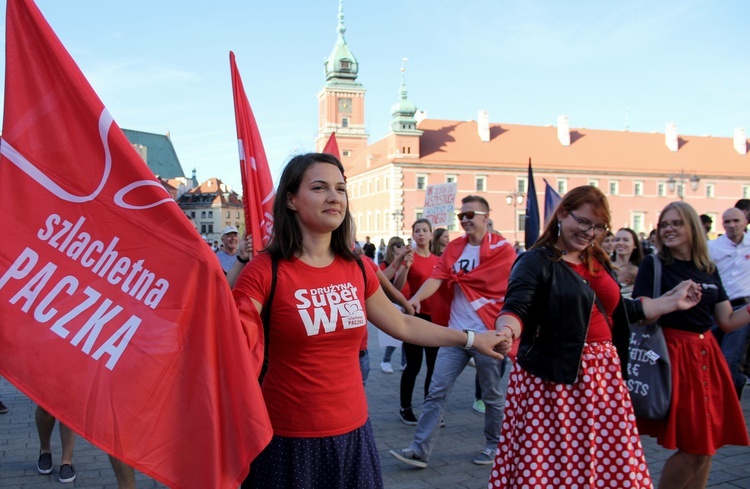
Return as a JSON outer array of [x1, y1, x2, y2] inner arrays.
[[233, 253, 379, 437], [405, 253, 446, 321]]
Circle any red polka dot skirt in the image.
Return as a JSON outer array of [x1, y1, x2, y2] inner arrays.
[[488, 341, 652, 489]]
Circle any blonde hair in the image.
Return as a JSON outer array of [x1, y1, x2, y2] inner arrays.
[[655, 201, 715, 274]]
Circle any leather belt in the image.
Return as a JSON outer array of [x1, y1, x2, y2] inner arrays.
[[730, 296, 750, 307]]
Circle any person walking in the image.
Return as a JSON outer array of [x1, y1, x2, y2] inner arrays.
[[490, 186, 702, 489], [634, 201, 750, 489], [232, 153, 506, 488]]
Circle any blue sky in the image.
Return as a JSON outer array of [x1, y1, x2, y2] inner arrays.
[[2, 1, 749, 193]]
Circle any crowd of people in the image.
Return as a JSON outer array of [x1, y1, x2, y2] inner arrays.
[[12, 151, 750, 488]]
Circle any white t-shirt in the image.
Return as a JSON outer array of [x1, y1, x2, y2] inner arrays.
[[448, 244, 486, 332]]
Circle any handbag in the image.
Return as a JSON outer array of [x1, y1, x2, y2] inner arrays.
[[626, 255, 672, 420]]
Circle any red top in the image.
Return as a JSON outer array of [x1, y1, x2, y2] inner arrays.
[[566, 261, 620, 342], [405, 252, 440, 316], [234, 253, 379, 437]]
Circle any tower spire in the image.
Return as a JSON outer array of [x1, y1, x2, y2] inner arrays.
[[390, 58, 421, 135], [324, 0, 359, 84]]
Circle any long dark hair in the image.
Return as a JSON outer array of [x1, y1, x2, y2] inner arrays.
[[533, 185, 611, 273], [265, 153, 357, 261], [615, 227, 644, 266], [431, 228, 448, 256]]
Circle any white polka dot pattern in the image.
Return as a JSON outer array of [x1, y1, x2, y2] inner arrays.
[[488, 342, 652, 489]]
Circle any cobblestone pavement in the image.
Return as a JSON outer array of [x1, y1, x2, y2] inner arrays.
[[1, 322, 749, 488]]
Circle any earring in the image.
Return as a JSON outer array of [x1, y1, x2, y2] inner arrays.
[[557, 220, 562, 237]]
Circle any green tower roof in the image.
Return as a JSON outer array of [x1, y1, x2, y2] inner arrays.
[[324, 0, 360, 86]]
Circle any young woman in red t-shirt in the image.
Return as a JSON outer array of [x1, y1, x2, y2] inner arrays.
[[233, 153, 507, 489], [395, 219, 450, 424]]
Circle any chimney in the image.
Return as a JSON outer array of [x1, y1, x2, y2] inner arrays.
[[477, 110, 490, 142], [665, 123, 679, 152], [734, 127, 747, 155], [557, 115, 570, 146]]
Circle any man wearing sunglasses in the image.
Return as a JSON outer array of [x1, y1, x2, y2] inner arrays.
[[390, 195, 516, 468]]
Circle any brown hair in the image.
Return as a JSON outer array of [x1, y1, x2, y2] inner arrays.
[[655, 201, 715, 273], [533, 185, 611, 273]]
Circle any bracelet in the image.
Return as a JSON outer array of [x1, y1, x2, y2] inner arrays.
[[500, 324, 516, 342], [236, 255, 249, 264], [462, 329, 475, 350]]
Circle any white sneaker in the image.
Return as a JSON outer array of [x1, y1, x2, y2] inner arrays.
[[380, 362, 394, 374]]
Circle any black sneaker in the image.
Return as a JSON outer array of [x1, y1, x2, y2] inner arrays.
[[399, 407, 418, 426], [37, 452, 53, 474], [0, 401, 8, 414], [59, 464, 76, 483]]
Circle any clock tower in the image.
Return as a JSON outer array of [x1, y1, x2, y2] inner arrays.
[[315, 0, 368, 165]]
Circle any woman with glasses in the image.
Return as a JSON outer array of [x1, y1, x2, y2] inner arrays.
[[633, 202, 750, 489], [490, 186, 702, 489], [378, 236, 410, 373]]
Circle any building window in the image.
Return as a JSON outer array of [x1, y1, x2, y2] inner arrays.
[[632, 212, 645, 233], [634, 181, 643, 196], [190, 211, 196, 218], [201, 211, 206, 218], [446, 174, 457, 184], [208, 211, 213, 218], [475, 176, 486, 192], [609, 180, 619, 196], [448, 214, 457, 232], [557, 178, 568, 195], [706, 183, 715, 198], [226, 211, 230, 218], [517, 177, 528, 193], [416, 174, 427, 191], [589, 179, 599, 188], [415, 208, 424, 220], [517, 211, 526, 232], [374, 211, 380, 231], [658, 182, 666, 197], [384, 177, 389, 190], [375, 179, 380, 192], [342, 150, 352, 157], [201, 224, 207, 234], [236, 211, 240, 219], [342, 117, 349, 128], [207, 224, 214, 234]]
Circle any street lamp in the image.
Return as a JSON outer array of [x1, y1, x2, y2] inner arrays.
[[667, 171, 700, 200], [506, 190, 525, 242]]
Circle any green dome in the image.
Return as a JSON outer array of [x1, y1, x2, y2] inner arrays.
[[324, 1, 358, 81]]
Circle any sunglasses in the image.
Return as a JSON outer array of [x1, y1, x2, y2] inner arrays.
[[657, 219, 685, 230], [457, 211, 488, 220]]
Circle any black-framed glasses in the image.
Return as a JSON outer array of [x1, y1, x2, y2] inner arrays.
[[393, 243, 404, 248], [568, 211, 608, 235], [457, 211, 488, 221], [658, 219, 685, 230]]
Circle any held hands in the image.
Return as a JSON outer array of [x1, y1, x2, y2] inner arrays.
[[407, 297, 421, 315], [402, 301, 416, 316], [663, 280, 702, 310], [472, 331, 506, 360], [492, 328, 514, 356], [402, 250, 415, 269]]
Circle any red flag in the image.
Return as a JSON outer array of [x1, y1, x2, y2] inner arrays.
[[323, 132, 341, 160], [230, 53, 275, 256], [0, 1, 271, 488]]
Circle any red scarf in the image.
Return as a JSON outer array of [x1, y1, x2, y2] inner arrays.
[[431, 232, 516, 330]]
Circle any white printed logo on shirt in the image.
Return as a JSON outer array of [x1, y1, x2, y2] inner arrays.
[[293, 283, 366, 336]]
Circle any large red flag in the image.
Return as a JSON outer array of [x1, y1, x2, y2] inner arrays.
[[0, 1, 271, 488], [230, 53, 275, 256], [323, 132, 341, 160]]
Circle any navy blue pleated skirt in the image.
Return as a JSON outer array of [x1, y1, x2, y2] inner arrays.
[[244, 419, 383, 489]]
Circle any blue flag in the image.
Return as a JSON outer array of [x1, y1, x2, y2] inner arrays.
[[524, 160, 540, 247], [543, 178, 562, 225]]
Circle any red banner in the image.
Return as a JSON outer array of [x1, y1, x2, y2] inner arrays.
[[323, 132, 341, 160], [230, 53, 275, 256], [0, 1, 271, 488]]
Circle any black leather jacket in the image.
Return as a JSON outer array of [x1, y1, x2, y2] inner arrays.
[[502, 246, 646, 384]]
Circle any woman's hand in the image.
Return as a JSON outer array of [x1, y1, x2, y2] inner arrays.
[[664, 280, 702, 310], [238, 232, 253, 261], [472, 331, 506, 359]]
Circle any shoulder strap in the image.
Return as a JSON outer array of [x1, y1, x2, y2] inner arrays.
[[259, 255, 278, 383], [652, 254, 662, 297]]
